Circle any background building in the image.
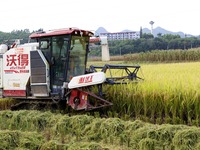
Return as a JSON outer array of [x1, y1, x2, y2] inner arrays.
[[100, 31, 140, 41]]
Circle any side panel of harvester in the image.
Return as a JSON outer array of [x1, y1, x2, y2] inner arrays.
[[2, 47, 31, 97]]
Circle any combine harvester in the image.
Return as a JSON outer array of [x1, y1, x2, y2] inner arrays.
[[0, 28, 142, 111]]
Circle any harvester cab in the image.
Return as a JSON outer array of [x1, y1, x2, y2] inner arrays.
[[0, 28, 143, 111]]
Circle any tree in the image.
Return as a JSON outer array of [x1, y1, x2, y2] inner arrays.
[[162, 34, 181, 49], [157, 33, 162, 37], [154, 37, 165, 49], [142, 33, 154, 39], [0, 29, 31, 44], [140, 26, 143, 38]]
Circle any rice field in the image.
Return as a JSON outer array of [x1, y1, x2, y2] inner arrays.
[[1, 60, 200, 149], [101, 61, 200, 125], [0, 43, 200, 149]]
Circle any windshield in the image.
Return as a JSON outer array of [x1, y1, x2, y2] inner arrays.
[[67, 35, 88, 80]]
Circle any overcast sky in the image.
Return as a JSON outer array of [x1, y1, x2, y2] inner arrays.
[[1, 0, 200, 35]]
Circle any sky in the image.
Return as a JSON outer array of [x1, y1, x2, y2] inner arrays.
[[1, 0, 200, 35]]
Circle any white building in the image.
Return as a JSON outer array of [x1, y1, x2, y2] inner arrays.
[[100, 31, 140, 41]]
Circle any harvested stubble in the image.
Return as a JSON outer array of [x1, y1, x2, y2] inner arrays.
[[0, 110, 200, 149]]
